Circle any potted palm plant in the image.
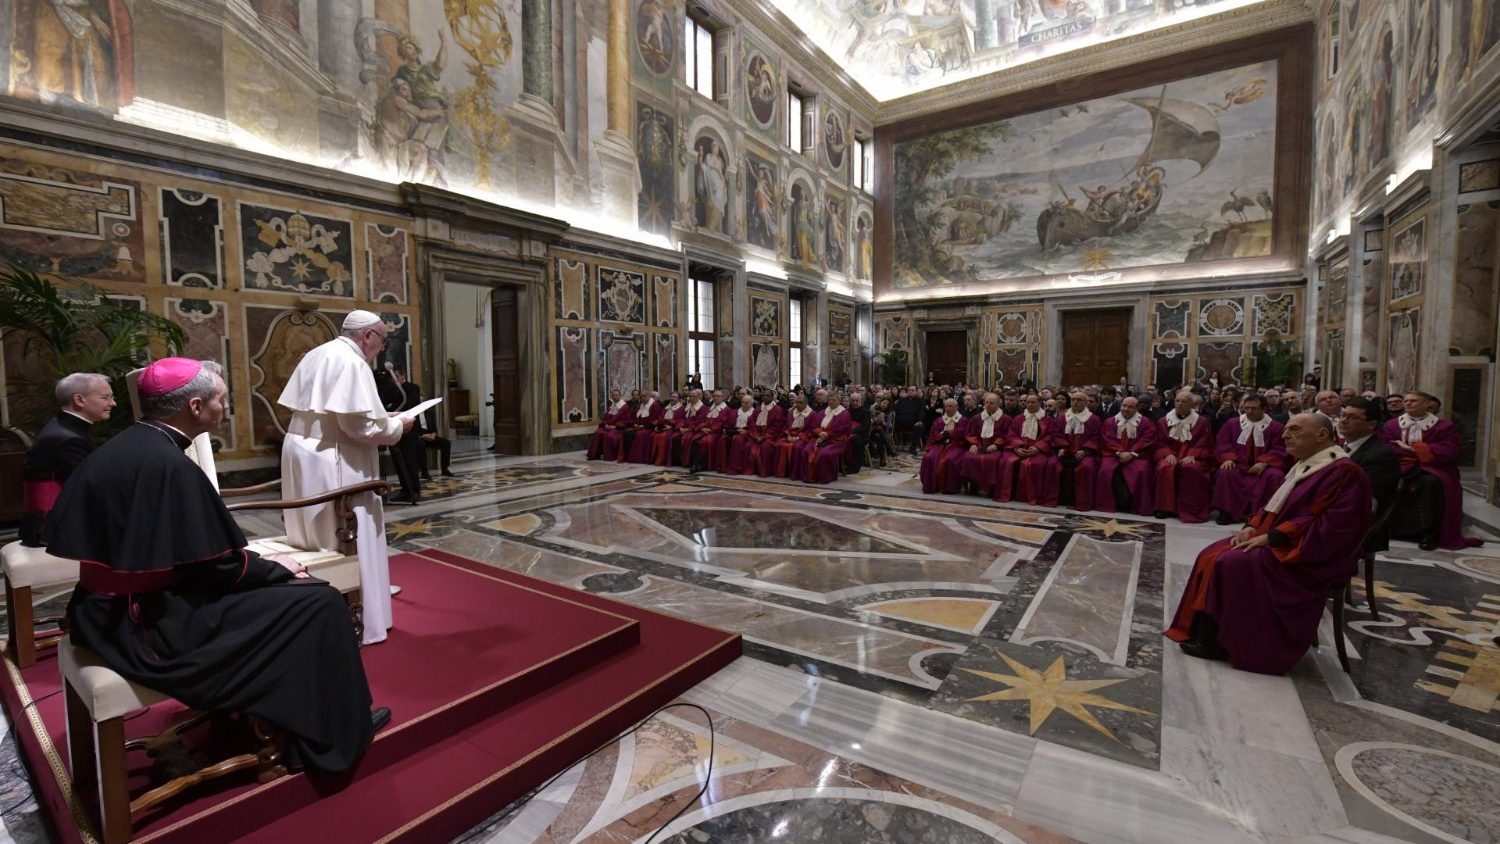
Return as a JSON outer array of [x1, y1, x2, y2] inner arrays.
[[0, 266, 186, 520]]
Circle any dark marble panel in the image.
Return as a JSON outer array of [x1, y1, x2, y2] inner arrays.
[[159, 187, 223, 288], [634, 508, 913, 553], [663, 796, 1000, 843]]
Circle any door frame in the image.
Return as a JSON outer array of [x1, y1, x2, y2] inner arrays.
[[421, 248, 549, 456], [1044, 298, 1147, 386], [1059, 306, 1134, 387], [913, 317, 978, 386]]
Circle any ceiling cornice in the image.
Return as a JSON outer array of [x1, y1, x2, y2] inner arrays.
[[875, 0, 1311, 124]]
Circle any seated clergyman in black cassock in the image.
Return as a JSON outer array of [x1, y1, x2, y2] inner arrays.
[[45, 357, 389, 775]]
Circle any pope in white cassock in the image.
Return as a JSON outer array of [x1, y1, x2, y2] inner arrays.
[[278, 310, 413, 644]]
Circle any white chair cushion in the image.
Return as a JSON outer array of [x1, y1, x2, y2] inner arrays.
[[2, 541, 80, 590], [59, 635, 168, 722], [244, 539, 359, 595]]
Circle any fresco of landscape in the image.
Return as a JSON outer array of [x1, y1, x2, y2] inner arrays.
[[892, 60, 1278, 289]]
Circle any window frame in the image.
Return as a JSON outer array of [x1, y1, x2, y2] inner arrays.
[[684, 11, 717, 100], [688, 276, 717, 391]]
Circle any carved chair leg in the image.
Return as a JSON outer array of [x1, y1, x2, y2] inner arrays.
[[1363, 552, 1381, 621], [7, 581, 35, 669], [346, 595, 364, 641], [95, 716, 132, 844], [64, 681, 96, 789], [1332, 594, 1350, 674], [249, 716, 290, 784]]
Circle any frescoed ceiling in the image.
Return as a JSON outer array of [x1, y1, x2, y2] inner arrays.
[[766, 0, 1273, 101]]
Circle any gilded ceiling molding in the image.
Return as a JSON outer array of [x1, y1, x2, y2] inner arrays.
[[874, 0, 1312, 125]]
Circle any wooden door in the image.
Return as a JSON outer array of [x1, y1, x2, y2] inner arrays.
[[926, 329, 969, 385], [490, 286, 522, 454], [1061, 309, 1130, 386]]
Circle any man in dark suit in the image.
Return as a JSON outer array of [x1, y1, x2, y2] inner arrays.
[[1338, 396, 1400, 552], [20, 373, 116, 545], [846, 390, 872, 473], [389, 366, 427, 504]]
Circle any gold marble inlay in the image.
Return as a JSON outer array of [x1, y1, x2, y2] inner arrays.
[[862, 598, 999, 635], [962, 654, 1149, 741], [488, 514, 543, 535]]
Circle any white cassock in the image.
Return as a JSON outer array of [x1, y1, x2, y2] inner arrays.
[[277, 336, 403, 644]]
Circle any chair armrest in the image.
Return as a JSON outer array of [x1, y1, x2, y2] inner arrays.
[[223, 480, 392, 513], [220, 479, 283, 498]]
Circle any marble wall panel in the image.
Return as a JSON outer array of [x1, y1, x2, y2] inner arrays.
[[751, 294, 781, 338], [1153, 339, 1187, 389], [1198, 298, 1245, 337], [751, 342, 782, 389], [652, 274, 678, 328], [1459, 159, 1500, 193], [364, 223, 409, 305], [0, 159, 145, 283], [877, 315, 911, 351], [1388, 210, 1426, 303], [829, 304, 852, 347], [599, 266, 646, 324], [1326, 328, 1346, 389], [994, 348, 1030, 388], [600, 329, 647, 401], [1450, 202, 1498, 357], [1198, 341, 1244, 384], [245, 306, 338, 448], [376, 311, 411, 380], [159, 187, 223, 289], [994, 312, 1029, 345], [1253, 292, 1296, 336], [1154, 300, 1190, 338], [167, 297, 233, 450], [1361, 252, 1382, 364], [654, 332, 677, 397], [1325, 256, 1348, 324], [1387, 307, 1421, 394], [556, 325, 592, 424], [238, 201, 354, 297], [555, 258, 591, 321], [830, 350, 848, 385]]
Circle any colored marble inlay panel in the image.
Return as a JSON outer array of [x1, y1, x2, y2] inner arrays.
[[0, 162, 145, 283], [635, 508, 914, 553], [1010, 534, 1141, 666], [365, 223, 409, 305], [160, 188, 223, 289], [239, 202, 354, 297]]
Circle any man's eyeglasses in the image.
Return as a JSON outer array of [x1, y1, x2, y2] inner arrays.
[[367, 328, 390, 347]]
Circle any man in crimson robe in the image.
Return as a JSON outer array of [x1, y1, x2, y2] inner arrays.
[[1380, 392, 1482, 550], [621, 389, 663, 462], [770, 394, 816, 480], [961, 393, 1008, 496], [47, 358, 387, 773], [920, 398, 968, 495], [1098, 396, 1156, 516], [20, 372, 114, 545], [1153, 390, 1215, 522], [586, 389, 630, 460], [996, 394, 1059, 505], [1209, 393, 1288, 524], [1166, 413, 1372, 674], [648, 393, 685, 466], [749, 389, 785, 477], [798, 391, 853, 484], [724, 392, 759, 475], [687, 390, 732, 472], [1057, 391, 1103, 511], [674, 389, 709, 467]]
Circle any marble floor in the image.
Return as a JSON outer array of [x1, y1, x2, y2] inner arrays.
[[2, 452, 1498, 843]]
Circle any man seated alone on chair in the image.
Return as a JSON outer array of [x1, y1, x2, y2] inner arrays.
[[44, 358, 388, 775], [20, 373, 115, 546], [1165, 413, 1371, 674]]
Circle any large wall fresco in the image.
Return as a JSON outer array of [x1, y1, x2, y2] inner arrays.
[[0, 139, 420, 462], [770, 0, 1263, 100], [892, 60, 1279, 290]]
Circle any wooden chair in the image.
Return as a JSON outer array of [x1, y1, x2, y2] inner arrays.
[[1326, 499, 1398, 673], [2, 541, 76, 667]]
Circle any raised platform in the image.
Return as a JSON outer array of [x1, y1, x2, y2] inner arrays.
[[1, 551, 741, 843]]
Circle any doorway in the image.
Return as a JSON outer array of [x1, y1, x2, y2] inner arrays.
[[1061, 309, 1130, 386], [926, 329, 969, 385]]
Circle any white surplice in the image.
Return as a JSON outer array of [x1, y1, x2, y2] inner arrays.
[[277, 336, 403, 644]]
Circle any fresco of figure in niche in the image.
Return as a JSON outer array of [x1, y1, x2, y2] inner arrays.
[[745, 152, 779, 251], [637, 103, 676, 237], [825, 194, 847, 273], [358, 23, 453, 185], [693, 134, 730, 235], [5, 0, 135, 111], [1369, 27, 1395, 169], [853, 210, 873, 282], [789, 180, 820, 267], [1404, 0, 1439, 131], [1341, 71, 1364, 195], [892, 60, 1277, 288]]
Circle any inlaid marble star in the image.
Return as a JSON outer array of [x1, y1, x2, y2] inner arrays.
[[1071, 517, 1149, 539], [961, 654, 1150, 741], [387, 518, 437, 540]]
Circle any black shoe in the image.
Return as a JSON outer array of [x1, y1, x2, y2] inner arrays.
[[408, 496, 421, 506], [441, 469, 455, 477], [371, 706, 392, 732], [1419, 537, 1439, 551], [421, 473, 433, 481], [1213, 511, 1232, 526], [1179, 640, 1229, 661], [1154, 511, 1172, 520]]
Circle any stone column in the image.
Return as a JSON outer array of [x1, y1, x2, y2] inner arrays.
[[522, 0, 554, 101], [975, 0, 997, 50], [594, 0, 640, 225]]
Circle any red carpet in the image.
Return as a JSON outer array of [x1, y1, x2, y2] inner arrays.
[[1, 551, 741, 843]]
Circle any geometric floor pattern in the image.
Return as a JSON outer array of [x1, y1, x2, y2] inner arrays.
[[2, 451, 1498, 843]]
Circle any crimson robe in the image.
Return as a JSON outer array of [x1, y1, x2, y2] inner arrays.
[[674, 403, 711, 467], [961, 412, 1010, 496], [1055, 412, 1103, 511], [1154, 413, 1215, 523], [723, 408, 760, 475], [586, 401, 633, 460], [1379, 417, 1481, 550], [688, 405, 732, 471], [1097, 415, 1156, 516], [997, 414, 1060, 505], [1166, 459, 1372, 674], [623, 400, 665, 463], [920, 415, 969, 495], [1210, 417, 1288, 522], [771, 409, 817, 480], [649, 405, 687, 466], [750, 403, 786, 477], [798, 408, 853, 484]]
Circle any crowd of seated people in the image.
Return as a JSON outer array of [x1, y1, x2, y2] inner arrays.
[[584, 377, 1480, 550]]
